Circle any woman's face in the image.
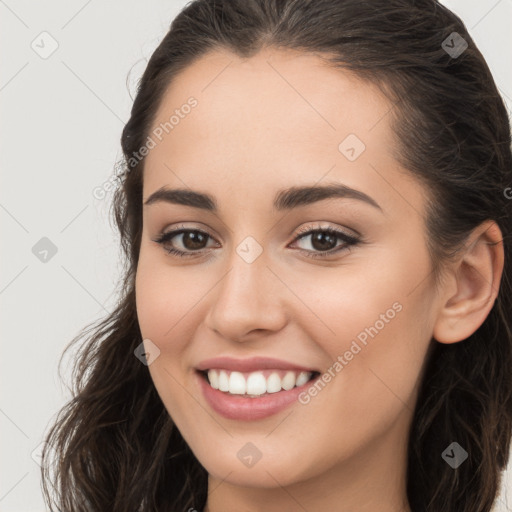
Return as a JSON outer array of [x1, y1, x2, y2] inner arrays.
[[135, 48, 440, 493]]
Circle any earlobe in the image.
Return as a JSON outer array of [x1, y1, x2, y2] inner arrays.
[[432, 220, 504, 345]]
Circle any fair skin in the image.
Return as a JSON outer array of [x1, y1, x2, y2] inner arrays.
[[135, 47, 504, 512]]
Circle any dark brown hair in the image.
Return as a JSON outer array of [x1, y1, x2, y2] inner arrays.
[[41, 1, 512, 511]]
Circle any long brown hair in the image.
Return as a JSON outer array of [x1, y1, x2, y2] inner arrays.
[[41, 1, 512, 510]]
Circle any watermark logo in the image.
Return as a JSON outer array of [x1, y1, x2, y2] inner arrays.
[[236, 236, 263, 264], [134, 338, 161, 366], [338, 133, 366, 161], [442, 32, 468, 59], [32, 237, 58, 263], [441, 441, 468, 469], [31, 31, 59, 59], [237, 442, 262, 468]]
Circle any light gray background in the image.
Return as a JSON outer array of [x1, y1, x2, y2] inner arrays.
[[1, 1, 511, 510]]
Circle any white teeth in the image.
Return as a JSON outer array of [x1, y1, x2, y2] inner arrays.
[[228, 371, 246, 394], [296, 371, 311, 387], [206, 369, 315, 397], [218, 370, 229, 392], [208, 369, 219, 389], [281, 371, 296, 390], [266, 373, 282, 393], [246, 372, 267, 395]]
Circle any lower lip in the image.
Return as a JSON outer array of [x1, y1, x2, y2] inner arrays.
[[196, 370, 319, 421]]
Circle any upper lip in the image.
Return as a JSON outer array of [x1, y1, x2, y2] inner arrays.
[[196, 356, 319, 373]]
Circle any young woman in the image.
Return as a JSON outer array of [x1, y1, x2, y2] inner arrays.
[[41, 1, 512, 511]]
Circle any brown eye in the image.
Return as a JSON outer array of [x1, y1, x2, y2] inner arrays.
[[153, 225, 360, 260], [178, 230, 209, 250], [153, 228, 218, 258], [290, 226, 360, 259]]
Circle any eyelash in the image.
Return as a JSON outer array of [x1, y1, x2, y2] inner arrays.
[[152, 224, 360, 260]]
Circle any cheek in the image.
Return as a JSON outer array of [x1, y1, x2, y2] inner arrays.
[[135, 264, 174, 344], [292, 248, 433, 418], [284, 256, 410, 359], [312, 302, 430, 474], [283, 290, 431, 480], [134, 255, 198, 421], [135, 248, 205, 345]]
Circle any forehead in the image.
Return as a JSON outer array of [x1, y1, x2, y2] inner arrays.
[[148, 47, 392, 146], [142, 47, 423, 218]]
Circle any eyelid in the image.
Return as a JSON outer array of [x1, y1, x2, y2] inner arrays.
[[153, 221, 362, 261], [155, 224, 219, 246], [293, 222, 360, 239], [158, 221, 357, 241]]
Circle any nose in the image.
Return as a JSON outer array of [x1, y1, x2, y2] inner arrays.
[[204, 248, 288, 342]]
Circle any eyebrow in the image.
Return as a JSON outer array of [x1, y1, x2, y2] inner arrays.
[[143, 182, 383, 212]]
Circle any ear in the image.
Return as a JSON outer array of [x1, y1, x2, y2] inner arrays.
[[432, 220, 504, 344]]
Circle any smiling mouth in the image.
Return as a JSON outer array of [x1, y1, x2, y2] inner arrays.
[[197, 369, 321, 398]]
